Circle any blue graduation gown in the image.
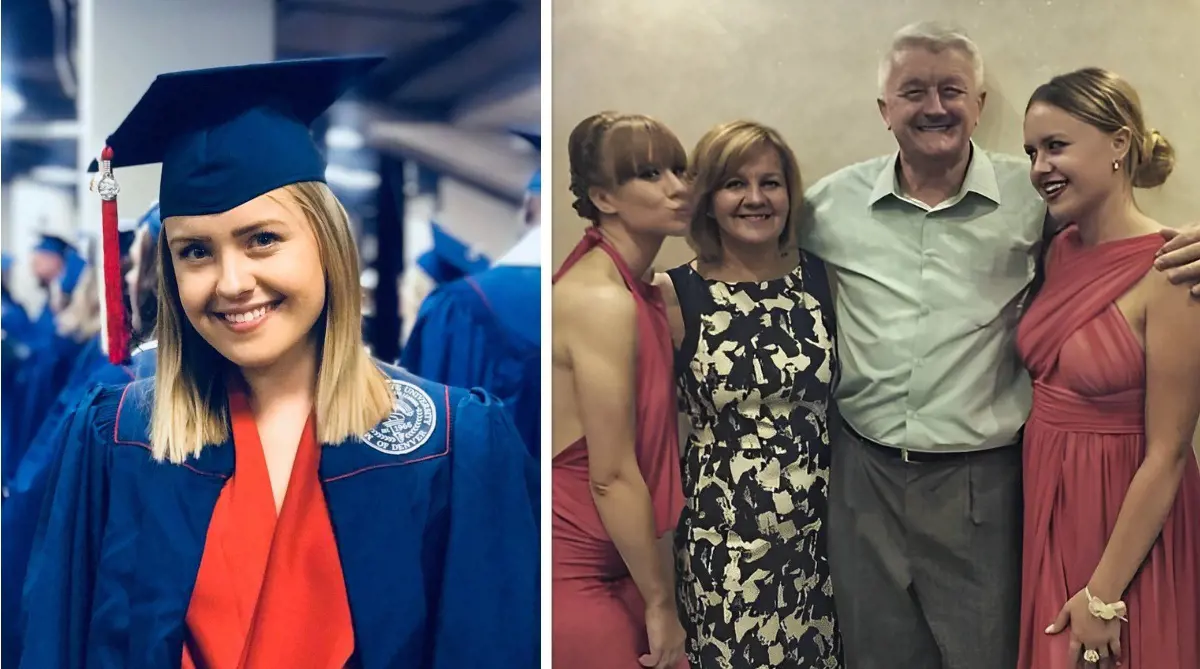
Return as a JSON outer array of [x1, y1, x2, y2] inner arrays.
[[18, 362, 539, 669], [2, 291, 34, 344], [1, 339, 154, 669], [401, 265, 541, 457], [1, 335, 31, 488], [29, 304, 57, 344], [6, 329, 91, 483]]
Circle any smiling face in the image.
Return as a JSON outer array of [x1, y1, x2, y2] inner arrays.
[[710, 144, 789, 249], [1023, 101, 1130, 224], [164, 187, 326, 371], [878, 46, 985, 164]]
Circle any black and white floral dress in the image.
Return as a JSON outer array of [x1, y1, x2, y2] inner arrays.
[[667, 252, 842, 669]]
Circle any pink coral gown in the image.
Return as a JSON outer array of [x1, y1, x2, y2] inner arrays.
[[1016, 225, 1200, 669]]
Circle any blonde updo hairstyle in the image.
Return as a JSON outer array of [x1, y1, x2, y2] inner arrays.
[[1026, 67, 1174, 188]]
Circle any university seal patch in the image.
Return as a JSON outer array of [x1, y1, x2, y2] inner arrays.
[[363, 380, 438, 455]]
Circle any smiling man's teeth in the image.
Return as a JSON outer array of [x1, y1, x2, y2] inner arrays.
[[1044, 182, 1067, 194]]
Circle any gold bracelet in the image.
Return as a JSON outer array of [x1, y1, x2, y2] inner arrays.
[[1084, 587, 1128, 622]]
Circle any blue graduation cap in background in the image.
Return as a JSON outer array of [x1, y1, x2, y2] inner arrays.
[[89, 56, 384, 364], [416, 222, 491, 286], [33, 233, 72, 257], [59, 246, 88, 296]]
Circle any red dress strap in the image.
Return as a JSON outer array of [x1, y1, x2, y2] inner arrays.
[[1018, 226, 1162, 377]]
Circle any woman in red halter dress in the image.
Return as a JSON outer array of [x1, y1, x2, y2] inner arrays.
[[551, 112, 692, 669], [1017, 68, 1200, 669]]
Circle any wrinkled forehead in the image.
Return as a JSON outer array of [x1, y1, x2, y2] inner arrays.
[[887, 45, 978, 89]]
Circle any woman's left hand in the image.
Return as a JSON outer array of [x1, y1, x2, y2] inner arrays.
[[1045, 589, 1122, 667]]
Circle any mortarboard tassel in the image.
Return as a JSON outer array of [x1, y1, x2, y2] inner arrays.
[[97, 145, 131, 365]]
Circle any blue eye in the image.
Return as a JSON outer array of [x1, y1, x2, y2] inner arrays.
[[250, 231, 281, 248], [178, 244, 209, 261]]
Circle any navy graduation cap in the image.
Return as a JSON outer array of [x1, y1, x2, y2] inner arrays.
[[89, 56, 384, 365], [33, 233, 73, 256]]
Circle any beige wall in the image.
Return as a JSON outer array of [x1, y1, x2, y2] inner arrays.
[[551, 0, 1200, 449], [551, 0, 1200, 270]]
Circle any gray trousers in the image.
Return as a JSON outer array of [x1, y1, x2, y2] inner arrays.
[[828, 422, 1022, 669]]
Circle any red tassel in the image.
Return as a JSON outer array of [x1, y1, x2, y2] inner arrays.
[[98, 145, 130, 365]]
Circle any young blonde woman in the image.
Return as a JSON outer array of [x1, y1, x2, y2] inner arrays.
[[656, 121, 842, 668], [18, 57, 538, 669], [1018, 67, 1200, 669]]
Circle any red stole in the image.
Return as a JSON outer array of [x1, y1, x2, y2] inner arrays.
[[1017, 225, 1163, 378], [182, 388, 355, 669]]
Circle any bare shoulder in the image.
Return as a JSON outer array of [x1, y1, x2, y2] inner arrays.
[[1147, 265, 1200, 324], [651, 271, 679, 310], [554, 266, 636, 333]]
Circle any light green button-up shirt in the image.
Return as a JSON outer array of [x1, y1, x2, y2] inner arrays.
[[802, 143, 1048, 452]]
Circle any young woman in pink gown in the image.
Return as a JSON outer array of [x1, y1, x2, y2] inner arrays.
[[551, 112, 692, 669], [1017, 68, 1200, 669]]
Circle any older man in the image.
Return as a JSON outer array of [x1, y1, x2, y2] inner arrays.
[[802, 21, 1200, 669]]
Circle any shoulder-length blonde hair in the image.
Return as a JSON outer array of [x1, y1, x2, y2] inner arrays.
[[687, 120, 805, 263], [149, 181, 394, 463]]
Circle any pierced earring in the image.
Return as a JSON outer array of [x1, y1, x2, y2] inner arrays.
[[1113, 160, 1121, 171]]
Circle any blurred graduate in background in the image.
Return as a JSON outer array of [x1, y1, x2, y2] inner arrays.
[[2, 253, 34, 345], [400, 219, 493, 342], [1, 198, 161, 669], [2, 231, 93, 490], [401, 129, 542, 457]]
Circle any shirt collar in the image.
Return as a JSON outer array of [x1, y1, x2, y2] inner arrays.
[[869, 140, 1002, 207]]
